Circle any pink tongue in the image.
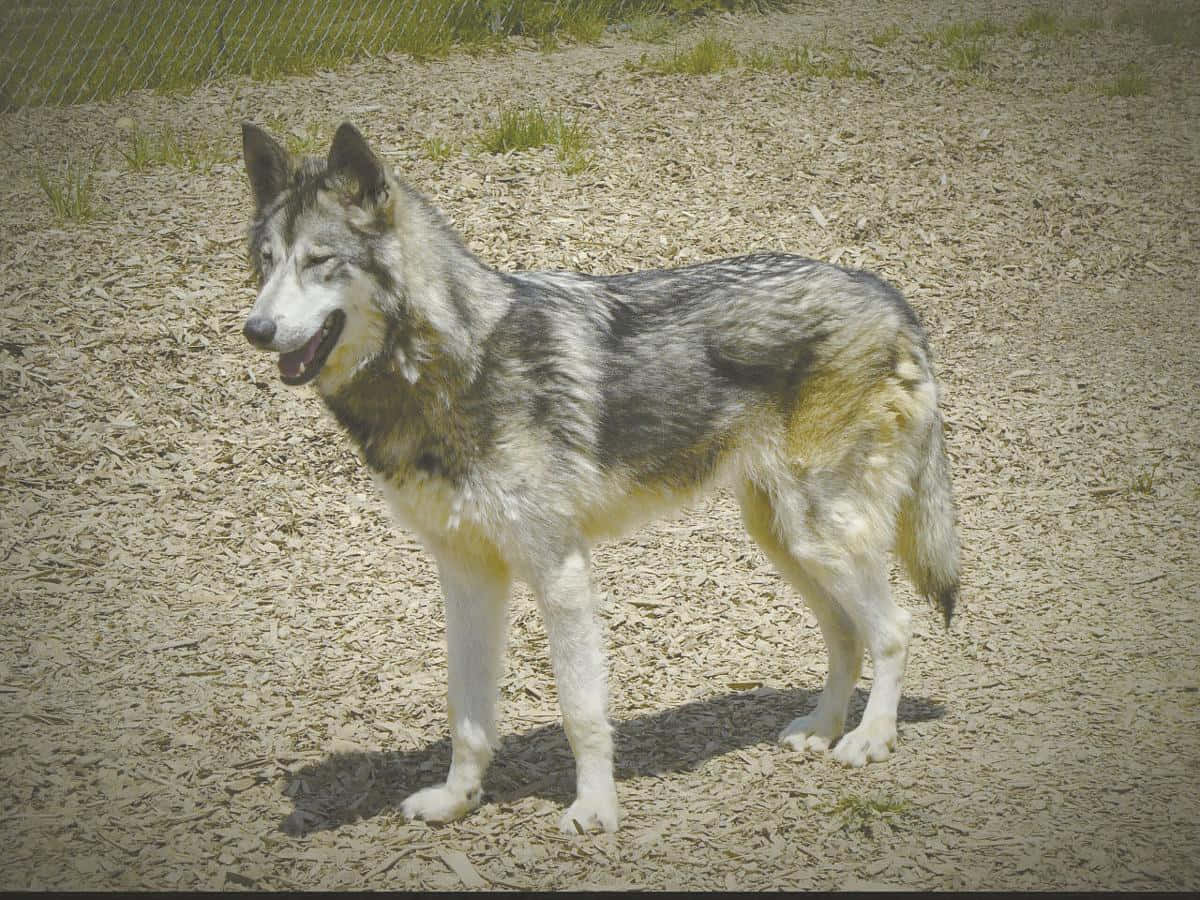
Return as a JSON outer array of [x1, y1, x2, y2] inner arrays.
[[278, 327, 325, 379]]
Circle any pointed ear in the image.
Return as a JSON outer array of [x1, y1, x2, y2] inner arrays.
[[242, 122, 290, 211], [327, 122, 387, 204]]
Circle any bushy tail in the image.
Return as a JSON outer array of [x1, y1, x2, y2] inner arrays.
[[897, 416, 960, 627]]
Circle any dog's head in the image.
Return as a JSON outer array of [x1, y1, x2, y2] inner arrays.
[[241, 122, 394, 390]]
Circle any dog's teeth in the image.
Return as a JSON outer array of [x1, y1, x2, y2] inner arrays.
[[298, 361, 306, 374]]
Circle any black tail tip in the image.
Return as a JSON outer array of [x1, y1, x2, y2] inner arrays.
[[937, 584, 958, 629]]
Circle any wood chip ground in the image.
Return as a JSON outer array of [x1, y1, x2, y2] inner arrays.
[[1, 0, 1197, 890]]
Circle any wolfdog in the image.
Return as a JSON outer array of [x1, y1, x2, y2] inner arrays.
[[240, 122, 959, 834]]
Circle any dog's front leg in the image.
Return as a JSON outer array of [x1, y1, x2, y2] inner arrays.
[[401, 551, 510, 825], [531, 547, 620, 833]]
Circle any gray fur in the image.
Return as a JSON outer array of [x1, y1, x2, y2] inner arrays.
[[240, 121, 961, 832]]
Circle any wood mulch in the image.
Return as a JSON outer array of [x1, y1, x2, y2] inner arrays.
[[1, 0, 1197, 889]]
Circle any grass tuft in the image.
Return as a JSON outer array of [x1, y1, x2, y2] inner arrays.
[[1101, 63, 1150, 96], [924, 18, 1002, 74], [817, 50, 873, 80], [561, 2, 610, 43], [1016, 9, 1061, 37], [946, 41, 987, 72], [281, 122, 328, 156], [823, 793, 910, 835], [1129, 463, 1159, 495], [423, 136, 456, 162], [36, 156, 98, 222], [628, 12, 678, 44], [869, 25, 902, 48], [479, 106, 591, 172], [642, 34, 739, 75], [120, 128, 158, 172], [1016, 8, 1102, 38], [119, 125, 228, 172], [643, 38, 872, 80], [479, 107, 557, 154], [924, 18, 1004, 47]]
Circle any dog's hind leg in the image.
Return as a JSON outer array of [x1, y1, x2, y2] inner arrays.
[[401, 547, 511, 824], [740, 476, 912, 766], [529, 545, 620, 834], [738, 481, 863, 753], [818, 553, 911, 767]]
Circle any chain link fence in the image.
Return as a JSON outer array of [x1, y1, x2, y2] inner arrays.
[[0, 1, 770, 112], [0, 1, 508, 111]]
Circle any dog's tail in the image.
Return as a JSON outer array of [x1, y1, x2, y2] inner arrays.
[[896, 415, 960, 627]]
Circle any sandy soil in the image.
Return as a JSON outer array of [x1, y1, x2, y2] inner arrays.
[[1, 0, 1197, 890]]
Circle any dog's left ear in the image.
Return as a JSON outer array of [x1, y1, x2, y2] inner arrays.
[[328, 122, 388, 207]]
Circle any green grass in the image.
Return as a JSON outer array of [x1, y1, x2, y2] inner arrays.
[[478, 106, 592, 171], [642, 34, 739, 74], [422, 136, 456, 162], [628, 12, 679, 44], [923, 18, 1003, 74], [1015, 8, 1102, 38], [35, 156, 99, 222], [1116, 1, 1200, 48], [869, 25, 902, 48], [119, 128, 158, 172], [639, 36, 871, 80], [119, 125, 230, 172], [1015, 9, 1062, 37], [1101, 63, 1151, 96], [555, 1, 612, 44], [479, 107, 559, 153], [924, 18, 1004, 47], [946, 41, 987, 72], [1129, 463, 1160, 495], [277, 121, 329, 156], [814, 50, 872, 80], [515, 0, 611, 49], [822, 793, 910, 835], [1, 1, 797, 110], [746, 44, 871, 79]]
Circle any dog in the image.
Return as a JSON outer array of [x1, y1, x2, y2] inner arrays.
[[240, 121, 960, 834]]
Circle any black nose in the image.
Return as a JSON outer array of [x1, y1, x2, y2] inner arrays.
[[243, 316, 276, 347]]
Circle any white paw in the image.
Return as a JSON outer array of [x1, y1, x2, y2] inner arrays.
[[558, 792, 620, 834], [401, 783, 481, 824], [831, 719, 896, 768], [779, 712, 843, 754]]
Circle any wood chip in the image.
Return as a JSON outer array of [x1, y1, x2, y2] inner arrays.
[[438, 849, 487, 889], [1, 2, 1196, 893]]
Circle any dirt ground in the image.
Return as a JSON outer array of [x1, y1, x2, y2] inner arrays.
[[1, 0, 1197, 890]]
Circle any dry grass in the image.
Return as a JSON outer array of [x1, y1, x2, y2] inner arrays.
[[1, 0, 1198, 891]]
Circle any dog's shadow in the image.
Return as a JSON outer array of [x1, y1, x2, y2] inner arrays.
[[279, 687, 944, 836], [280, 691, 945, 840]]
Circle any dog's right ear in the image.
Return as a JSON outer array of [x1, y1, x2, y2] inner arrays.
[[242, 122, 289, 211]]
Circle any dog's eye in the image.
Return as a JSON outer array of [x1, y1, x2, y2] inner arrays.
[[307, 253, 336, 269]]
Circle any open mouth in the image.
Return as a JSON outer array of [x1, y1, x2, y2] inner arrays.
[[278, 310, 345, 386]]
